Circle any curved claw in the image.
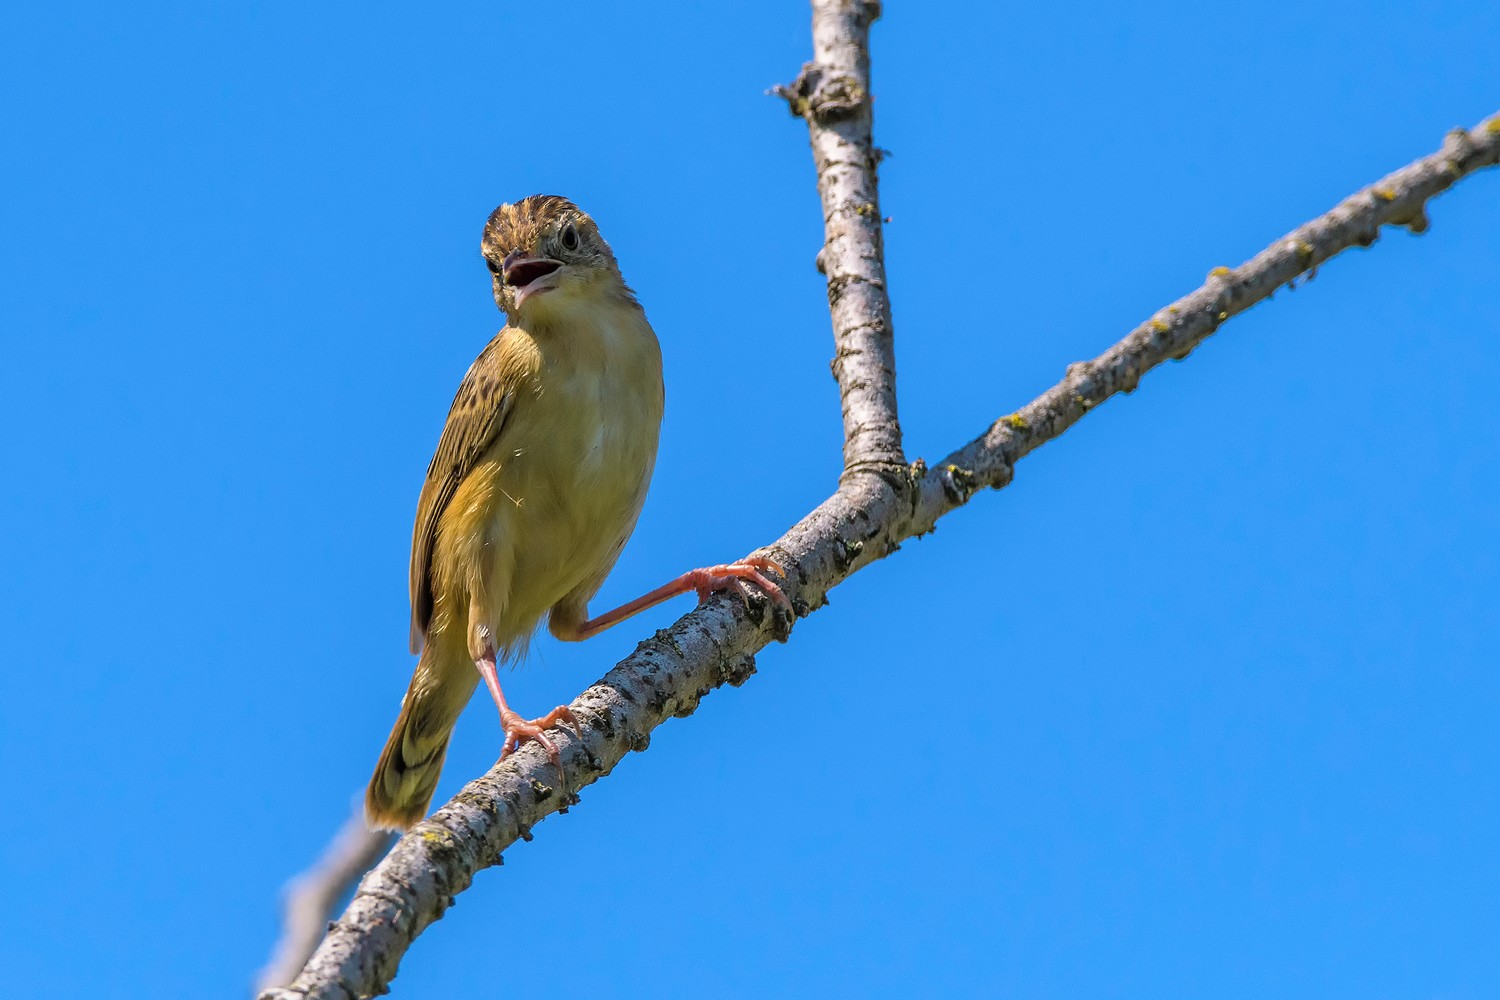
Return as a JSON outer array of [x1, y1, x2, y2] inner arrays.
[[689, 556, 793, 611], [739, 554, 786, 578], [498, 705, 578, 763]]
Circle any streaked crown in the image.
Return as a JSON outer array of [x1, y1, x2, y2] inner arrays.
[[479, 195, 627, 318], [481, 195, 617, 273]]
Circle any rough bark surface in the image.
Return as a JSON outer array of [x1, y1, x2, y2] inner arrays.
[[257, 2, 1500, 994], [774, 0, 904, 473]]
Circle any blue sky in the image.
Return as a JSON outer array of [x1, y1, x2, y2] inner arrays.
[[2, 2, 1497, 997]]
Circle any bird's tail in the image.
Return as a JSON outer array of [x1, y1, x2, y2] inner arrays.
[[365, 642, 478, 831]]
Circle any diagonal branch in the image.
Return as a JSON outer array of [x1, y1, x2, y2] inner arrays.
[[909, 117, 1500, 526], [775, 0, 904, 473], [259, 111, 1500, 1000]]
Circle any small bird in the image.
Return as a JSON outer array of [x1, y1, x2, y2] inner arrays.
[[366, 195, 788, 830]]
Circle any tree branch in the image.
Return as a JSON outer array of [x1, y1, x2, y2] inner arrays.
[[260, 107, 1499, 1000], [774, 0, 903, 473], [909, 117, 1500, 530], [257, 809, 396, 994]]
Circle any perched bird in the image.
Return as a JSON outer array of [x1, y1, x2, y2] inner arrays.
[[366, 195, 788, 830]]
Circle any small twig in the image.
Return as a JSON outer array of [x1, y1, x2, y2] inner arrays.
[[256, 804, 395, 995]]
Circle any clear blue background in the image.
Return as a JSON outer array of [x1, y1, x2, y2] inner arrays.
[[3, 2, 1497, 997]]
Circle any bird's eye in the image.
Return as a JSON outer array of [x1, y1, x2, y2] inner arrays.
[[560, 224, 580, 253]]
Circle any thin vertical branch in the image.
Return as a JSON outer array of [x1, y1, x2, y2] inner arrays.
[[775, 0, 904, 474]]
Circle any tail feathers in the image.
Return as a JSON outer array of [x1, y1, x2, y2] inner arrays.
[[366, 647, 475, 830], [365, 720, 452, 831]]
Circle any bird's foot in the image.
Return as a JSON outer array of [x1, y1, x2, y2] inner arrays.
[[562, 554, 797, 642], [687, 556, 792, 610], [498, 705, 578, 762]]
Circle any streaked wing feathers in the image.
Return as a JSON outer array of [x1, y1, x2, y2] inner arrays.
[[408, 334, 516, 653]]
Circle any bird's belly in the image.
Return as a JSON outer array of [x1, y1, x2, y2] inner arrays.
[[481, 377, 660, 636]]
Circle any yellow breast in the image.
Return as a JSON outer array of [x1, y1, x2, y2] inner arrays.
[[434, 297, 664, 649]]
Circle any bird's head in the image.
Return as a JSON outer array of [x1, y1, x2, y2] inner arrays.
[[480, 195, 626, 321]]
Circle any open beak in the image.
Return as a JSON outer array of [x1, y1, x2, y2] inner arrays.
[[502, 251, 563, 309]]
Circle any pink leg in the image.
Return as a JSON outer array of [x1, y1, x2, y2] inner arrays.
[[474, 651, 577, 762], [562, 556, 791, 641]]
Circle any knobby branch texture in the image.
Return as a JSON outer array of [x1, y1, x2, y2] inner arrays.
[[259, 8, 1500, 996], [774, 0, 903, 474]]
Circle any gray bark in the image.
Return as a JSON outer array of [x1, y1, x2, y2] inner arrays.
[[774, 0, 904, 473]]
